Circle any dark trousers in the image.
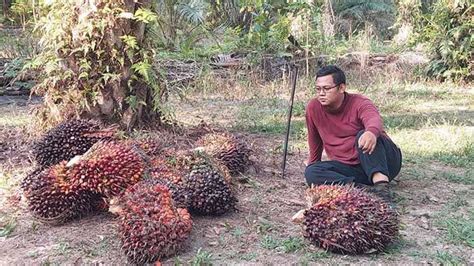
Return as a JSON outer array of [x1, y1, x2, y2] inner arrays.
[[305, 130, 402, 186]]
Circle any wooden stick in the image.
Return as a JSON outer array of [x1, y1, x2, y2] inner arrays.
[[282, 66, 299, 178]]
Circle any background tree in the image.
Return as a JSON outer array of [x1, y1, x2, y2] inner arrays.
[[29, 0, 163, 129], [332, 0, 396, 39]]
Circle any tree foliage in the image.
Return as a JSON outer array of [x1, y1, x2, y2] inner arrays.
[[332, 0, 396, 39], [415, 0, 473, 82]]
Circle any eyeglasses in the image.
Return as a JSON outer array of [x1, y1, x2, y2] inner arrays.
[[315, 84, 340, 94]]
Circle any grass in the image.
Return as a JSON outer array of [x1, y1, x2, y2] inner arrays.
[[260, 235, 306, 253], [436, 212, 474, 248], [238, 252, 257, 261], [435, 251, 465, 265], [299, 251, 331, 265], [0, 214, 17, 237], [390, 126, 473, 167], [234, 97, 306, 138], [440, 170, 474, 185], [191, 248, 213, 266], [0, 106, 31, 127]]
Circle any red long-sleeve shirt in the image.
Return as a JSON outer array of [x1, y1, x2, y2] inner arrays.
[[305, 92, 386, 165]]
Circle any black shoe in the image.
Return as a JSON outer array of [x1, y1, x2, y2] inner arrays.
[[366, 182, 395, 208]]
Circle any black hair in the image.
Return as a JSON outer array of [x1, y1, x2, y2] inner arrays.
[[316, 65, 346, 85]]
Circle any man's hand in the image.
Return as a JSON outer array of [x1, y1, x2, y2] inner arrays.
[[358, 131, 377, 154]]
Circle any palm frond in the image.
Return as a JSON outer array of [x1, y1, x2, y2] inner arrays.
[[176, 0, 208, 25]]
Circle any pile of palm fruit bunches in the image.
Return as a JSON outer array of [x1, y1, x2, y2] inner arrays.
[[21, 119, 252, 264]]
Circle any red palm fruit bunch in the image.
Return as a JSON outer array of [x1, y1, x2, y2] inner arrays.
[[69, 140, 145, 197], [118, 180, 193, 264], [22, 162, 103, 225], [303, 185, 399, 254], [32, 119, 115, 167], [196, 132, 251, 176]]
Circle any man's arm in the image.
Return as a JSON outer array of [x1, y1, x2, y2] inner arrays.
[[305, 103, 323, 165], [358, 98, 383, 137], [358, 98, 384, 154]]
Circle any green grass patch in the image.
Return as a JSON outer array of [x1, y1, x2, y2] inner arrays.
[[435, 251, 465, 265], [235, 97, 306, 138], [191, 248, 213, 266], [260, 235, 306, 253], [439, 170, 474, 185], [390, 126, 474, 167], [0, 215, 17, 238], [436, 211, 474, 248]]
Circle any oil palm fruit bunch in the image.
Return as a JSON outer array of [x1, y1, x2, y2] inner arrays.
[[32, 119, 114, 167], [196, 132, 251, 175], [22, 162, 103, 225], [172, 149, 232, 184], [70, 140, 145, 197], [118, 180, 193, 264], [184, 161, 236, 215], [156, 150, 235, 215], [303, 185, 399, 254]]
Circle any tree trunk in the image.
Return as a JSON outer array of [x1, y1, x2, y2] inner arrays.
[[78, 0, 161, 129], [2, 0, 12, 18], [322, 0, 335, 38]]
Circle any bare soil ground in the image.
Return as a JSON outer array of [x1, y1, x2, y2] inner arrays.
[[0, 94, 473, 265]]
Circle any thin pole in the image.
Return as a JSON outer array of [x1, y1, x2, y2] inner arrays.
[[282, 65, 299, 178]]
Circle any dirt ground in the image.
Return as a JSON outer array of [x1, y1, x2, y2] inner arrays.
[[0, 97, 473, 265]]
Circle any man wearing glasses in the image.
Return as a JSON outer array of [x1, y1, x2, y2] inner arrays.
[[304, 65, 402, 204]]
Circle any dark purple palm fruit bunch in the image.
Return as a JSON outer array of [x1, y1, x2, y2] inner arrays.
[[303, 185, 399, 254], [117, 180, 193, 264], [22, 162, 103, 225], [32, 119, 114, 167], [69, 140, 145, 198], [196, 132, 251, 176], [178, 150, 236, 215], [184, 163, 236, 215]]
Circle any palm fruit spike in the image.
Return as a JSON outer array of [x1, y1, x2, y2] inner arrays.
[[303, 185, 399, 254], [70, 140, 145, 197], [196, 132, 251, 176], [22, 162, 103, 225], [32, 119, 115, 167], [184, 162, 236, 215], [118, 181, 193, 264]]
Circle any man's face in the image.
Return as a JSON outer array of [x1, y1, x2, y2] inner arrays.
[[315, 75, 345, 107]]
